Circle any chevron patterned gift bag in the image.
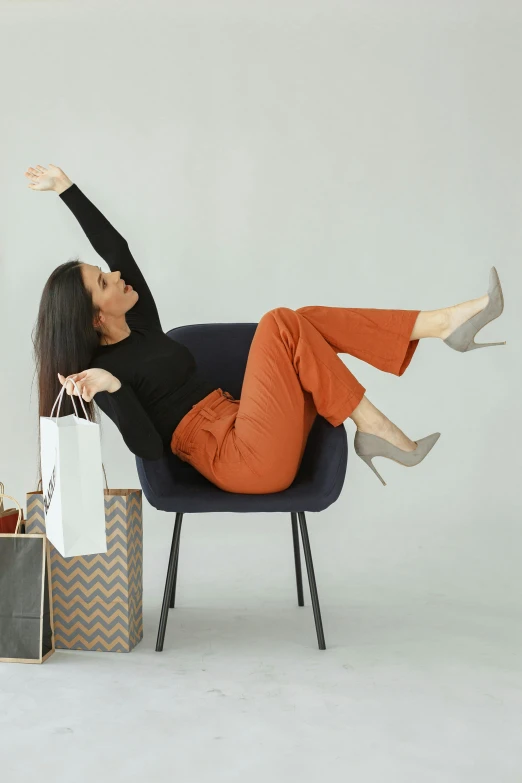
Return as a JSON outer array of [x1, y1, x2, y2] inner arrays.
[[25, 467, 143, 653]]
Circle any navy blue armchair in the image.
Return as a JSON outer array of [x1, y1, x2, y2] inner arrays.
[[136, 323, 349, 651]]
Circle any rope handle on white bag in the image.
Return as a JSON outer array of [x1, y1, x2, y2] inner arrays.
[[50, 377, 90, 421], [0, 481, 4, 512], [0, 493, 24, 535], [46, 378, 110, 493]]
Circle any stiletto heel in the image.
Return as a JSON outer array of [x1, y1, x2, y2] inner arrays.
[[359, 454, 387, 486], [443, 266, 507, 353], [354, 430, 441, 486], [467, 339, 507, 350]]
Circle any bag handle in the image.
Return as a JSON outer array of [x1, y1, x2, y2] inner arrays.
[[50, 378, 90, 421], [42, 380, 110, 494], [0, 494, 23, 535], [0, 482, 3, 512]]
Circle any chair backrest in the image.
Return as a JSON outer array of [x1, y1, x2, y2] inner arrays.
[[166, 323, 258, 399]]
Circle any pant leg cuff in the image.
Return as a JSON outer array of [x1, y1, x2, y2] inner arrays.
[[326, 383, 366, 427], [393, 310, 421, 376]]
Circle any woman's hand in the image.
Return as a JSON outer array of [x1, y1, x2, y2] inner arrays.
[[24, 164, 71, 192], [58, 369, 121, 403]]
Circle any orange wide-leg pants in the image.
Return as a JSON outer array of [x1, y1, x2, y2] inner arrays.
[[171, 306, 421, 494]]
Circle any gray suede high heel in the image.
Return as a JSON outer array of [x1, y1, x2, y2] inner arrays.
[[354, 430, 441, 486], [443, 266, 506, 352]]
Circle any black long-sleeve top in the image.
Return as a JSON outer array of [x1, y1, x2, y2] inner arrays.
[[59, 182, 215, 460]]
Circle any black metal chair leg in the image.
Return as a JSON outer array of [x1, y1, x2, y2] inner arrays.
[[297, 511, 326, 650], [291, 512, 304, 606], [156, 512, 183, 652], [169, 532, 181, 608]]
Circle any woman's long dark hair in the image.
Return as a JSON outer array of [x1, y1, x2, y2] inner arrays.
[[31, 257, 104, 486]]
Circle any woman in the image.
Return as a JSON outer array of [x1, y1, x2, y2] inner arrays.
[[26, 164, 506, 492]]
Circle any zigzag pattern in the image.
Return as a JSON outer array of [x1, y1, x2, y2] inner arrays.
[[26, 490, 143, 652]]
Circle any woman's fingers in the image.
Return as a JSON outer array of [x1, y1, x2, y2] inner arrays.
[[66, 382, 80, 396], [57, 372, 92, 402], [25, 163, 61, 192], [58, 373, 82, 396]]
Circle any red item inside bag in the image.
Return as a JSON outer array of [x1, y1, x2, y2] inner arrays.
[[0, 509, 21, 533], [0, 482, 24, 533]]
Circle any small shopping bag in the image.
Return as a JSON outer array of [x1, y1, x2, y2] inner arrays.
[[40, 378, 107, 557], [0, 493, 55, 664], [26, 469, 143, 653], [0, 482, 25, 533]]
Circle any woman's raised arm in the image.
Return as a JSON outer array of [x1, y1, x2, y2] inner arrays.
[[25, 164, 162, 330]]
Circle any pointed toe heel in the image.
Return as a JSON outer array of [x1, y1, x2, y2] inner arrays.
[[354, 430, 441, 486], [443, 266, 506, 353]]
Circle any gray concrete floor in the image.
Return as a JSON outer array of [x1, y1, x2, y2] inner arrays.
[[2, 524, 521, 782]]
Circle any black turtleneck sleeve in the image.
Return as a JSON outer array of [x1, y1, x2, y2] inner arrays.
[[94, 383, 165, 461], [57, 179, 215, 462], [58, 182, 162, 330]]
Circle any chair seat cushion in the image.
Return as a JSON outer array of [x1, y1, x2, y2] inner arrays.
[[137, 415, 348, 513]]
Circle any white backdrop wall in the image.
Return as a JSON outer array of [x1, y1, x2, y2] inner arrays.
[[1, 0, 520, 618]]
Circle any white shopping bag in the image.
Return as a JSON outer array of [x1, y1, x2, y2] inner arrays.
[[39, 378, 107, 557]]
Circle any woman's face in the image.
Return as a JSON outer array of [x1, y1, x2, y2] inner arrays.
[[80, 263, 138, 318]]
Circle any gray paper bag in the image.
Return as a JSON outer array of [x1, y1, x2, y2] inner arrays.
[[0, 493, 55, 664]]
